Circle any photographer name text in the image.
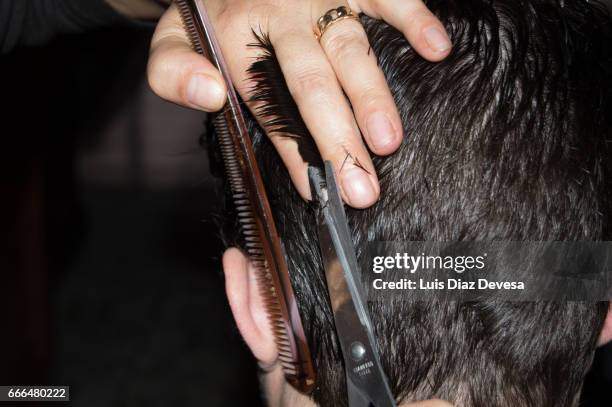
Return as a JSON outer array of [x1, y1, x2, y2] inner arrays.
[[371, 253, 525, 291]]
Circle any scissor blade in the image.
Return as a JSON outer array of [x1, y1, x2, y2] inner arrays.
[[309, 163, 396, 407]]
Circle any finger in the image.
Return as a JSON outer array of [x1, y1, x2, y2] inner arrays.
[[267, 135, 313, 200], [270, 28, 380, 208], [351, 0, 452, 61], [147, 4, 227, 111], [319, 16, 403, 155]]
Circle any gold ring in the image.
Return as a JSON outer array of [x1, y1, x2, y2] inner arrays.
[[315, 6, 359, 40]]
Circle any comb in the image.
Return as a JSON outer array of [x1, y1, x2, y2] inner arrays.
[[174, 0, 315, 393]]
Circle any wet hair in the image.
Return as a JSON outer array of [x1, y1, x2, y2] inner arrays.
[[214, 0, 612, 405]]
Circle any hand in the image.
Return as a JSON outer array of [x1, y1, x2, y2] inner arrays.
[[148, 0, 451, 208]]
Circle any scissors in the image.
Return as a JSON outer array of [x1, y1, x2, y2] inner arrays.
[[309, 161, 397, 407], [176, 0, 396, 401]]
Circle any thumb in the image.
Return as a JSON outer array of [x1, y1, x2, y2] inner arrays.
[[147, 4, 227, 111]]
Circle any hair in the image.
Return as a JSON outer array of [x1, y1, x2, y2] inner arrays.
[[213, 0, 612, 405]]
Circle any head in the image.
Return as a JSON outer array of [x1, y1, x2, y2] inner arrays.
[[218, 0, 612, 406]]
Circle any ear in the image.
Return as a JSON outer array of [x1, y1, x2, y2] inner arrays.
[[222, 248, 278, 365], [597, 303, 612, 346]]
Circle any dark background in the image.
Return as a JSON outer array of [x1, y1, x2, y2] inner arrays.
[[0, 24, 262, 406], [0, 23, 610, 406]]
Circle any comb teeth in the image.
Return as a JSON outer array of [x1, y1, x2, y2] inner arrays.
[[175, 1, 315, 391], [175, 1, 205, 55], [213, 115, 308, 383]]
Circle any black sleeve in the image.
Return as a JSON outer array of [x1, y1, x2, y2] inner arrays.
[[1, 0, 127, 53]]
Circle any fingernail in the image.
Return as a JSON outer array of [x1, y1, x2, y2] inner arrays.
[[341, 167, 378, 207], [187, 74, 225, 111], [367, 112, 397, 150], [424, 27, 451, 52]]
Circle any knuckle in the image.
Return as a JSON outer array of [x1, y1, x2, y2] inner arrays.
[[214, 1, 253, 36], [321, 25, 368, 59], [332, 138, 354, 154], [214, 3, 242, 35], [290, 68, 333, 101], [357, 88, 390, 111], [404, 10, 438, 32], [214, 11, 234, 37]]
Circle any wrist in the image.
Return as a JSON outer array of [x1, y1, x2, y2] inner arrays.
[[106, 0, 171, 20]]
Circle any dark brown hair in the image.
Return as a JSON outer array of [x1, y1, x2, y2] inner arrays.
[[215, 1, 612, 405]]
